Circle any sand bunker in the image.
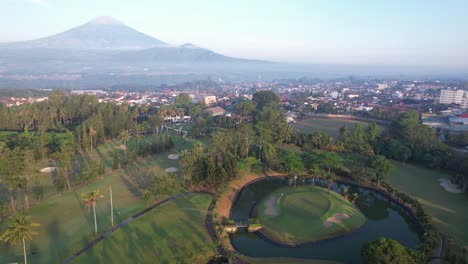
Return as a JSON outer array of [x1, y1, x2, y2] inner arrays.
[[40, 167, 56, 173], [263, 195, 279, 216], [168, 154, 180, 160], [323, 213, 349, 227], [439, 178, 462, 194], [165, 167, 178, 173], [114, 145, 126, 150]]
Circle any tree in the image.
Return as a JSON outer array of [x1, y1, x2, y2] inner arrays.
[[372, 155, 394, 187], [149, 114, 164, 135], [81, 190, 104, 235], [317, 152, 342, 173], [119, 130, 131, 161], [112, 149, 119, 170], [361, 237, 415, 264], [21, 148, 38, 210], [325, 171, 335, 190], [365, 122, 379, 145], [88, 125, 96, 150], [0, 147, 24, 214], [279, 150, 304, 178], [53, 141, 74, 191], [252, 90, 280, 111], [0, 214, 39, 264]]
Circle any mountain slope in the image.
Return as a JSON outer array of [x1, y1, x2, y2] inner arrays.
[[0, 16, 166, 50]]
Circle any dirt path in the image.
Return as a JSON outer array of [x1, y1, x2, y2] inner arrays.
[[216, 171, 285, 220], [61, 192, 220, 264]]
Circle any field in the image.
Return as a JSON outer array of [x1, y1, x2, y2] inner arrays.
[[0, 133, 214, 263], [292, 117, 385, 137], [387, 162, 468, 246], [73, 193, 216, 264], [256, 186, 365, 245]]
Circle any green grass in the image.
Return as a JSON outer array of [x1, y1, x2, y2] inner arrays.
[[292, 117, 385, 137], [256, 186, 365, 245], [0, 133, 207, 263], [386, 162, 468, 247], [73, 193, 216, 264]]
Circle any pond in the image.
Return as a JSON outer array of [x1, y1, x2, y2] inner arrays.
[[230, 177, 423, 263]]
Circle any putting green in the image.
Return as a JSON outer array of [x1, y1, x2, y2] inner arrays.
[[255, 185, 366, 245]]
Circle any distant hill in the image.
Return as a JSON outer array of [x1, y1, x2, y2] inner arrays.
[[0, 16, 166, 50]]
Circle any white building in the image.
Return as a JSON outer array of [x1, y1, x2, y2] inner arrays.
[[203, 95, 217, 106], [439, 89, 466, 104]]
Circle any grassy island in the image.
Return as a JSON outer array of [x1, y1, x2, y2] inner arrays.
[[256, 185, 365, 245]]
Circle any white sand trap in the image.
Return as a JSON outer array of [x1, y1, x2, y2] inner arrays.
[[264, 195, 279, 216], [114, 145, 126, 150], [439, 178, 462, 194], [165, 167, 178, 173], [168, 154, 180, 160], [323, 213, 350, 228], [40, 167, 56, 173]]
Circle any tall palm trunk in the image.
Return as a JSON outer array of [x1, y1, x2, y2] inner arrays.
[[23, 238, 27, 264], [24, 184, 30, 210], [63, 171, 72, 191], [93, 203, 97, 235], [109, 185, 113, 227], [9, 188, 17, 214]]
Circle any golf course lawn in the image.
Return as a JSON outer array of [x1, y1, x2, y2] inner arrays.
[[0, 135, 207, 263], [73, 193, 216, 264], [387, 162, 468, 247], [292, 117, 385, 137], [256, 186, 366, 245]]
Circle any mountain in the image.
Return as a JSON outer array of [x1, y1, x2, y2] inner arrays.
[[0, 16, 166, 50], [0, 16, 276, 88]]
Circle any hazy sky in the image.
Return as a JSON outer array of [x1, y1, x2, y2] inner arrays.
[[1, 0, 467, 66]]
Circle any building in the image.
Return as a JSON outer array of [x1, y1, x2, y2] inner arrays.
[[204, 106, 226, 117], [439, 89, 466, 105], [204, 95, 217, 106], [71, 90, 107, 96], [377, 83, 388, 90]]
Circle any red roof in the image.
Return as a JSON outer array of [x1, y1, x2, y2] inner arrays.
[[459, 113, 468, 118]]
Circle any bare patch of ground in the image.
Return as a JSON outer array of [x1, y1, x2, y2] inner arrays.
[[168, 154, 180, 160], [165, 167, 178, 173], [264, 195, 279, 216], [439, 178, 462, 194], [216, 172, 284, 221], [40, 167, 56, 173], [323, 213, 349, 228], [114, 145, 126, 150]]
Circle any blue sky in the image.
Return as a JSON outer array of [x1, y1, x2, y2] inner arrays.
[[1, 0, 467, 66]]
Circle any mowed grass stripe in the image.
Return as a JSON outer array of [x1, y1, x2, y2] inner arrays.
[[72, 193, 216, 264]]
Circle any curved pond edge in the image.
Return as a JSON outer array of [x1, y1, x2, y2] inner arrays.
[[228, 175, 426, 251]]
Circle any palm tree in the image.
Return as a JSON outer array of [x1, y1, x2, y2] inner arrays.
[[135, 132, 142, 153], [0, 214, 39, 264], [88, 126, 96, 150], [119, 130, 131, 161], [81, 190, 104, 235]]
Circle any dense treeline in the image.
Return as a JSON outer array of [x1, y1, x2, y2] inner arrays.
[[180, 91, 292, 188]]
